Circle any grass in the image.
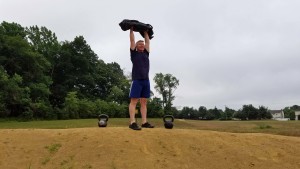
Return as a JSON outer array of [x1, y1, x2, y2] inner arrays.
[[45, 143, 62, 154], [0, 118, 299, 137], [258, 124, 273, 129], [182, 120, 300, 136], [0, 119, 100, 129], [42, 157, 50, 165], [42, 143, 62, 165]]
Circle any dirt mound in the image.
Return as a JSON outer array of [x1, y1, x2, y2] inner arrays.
[[0, 128, 299, 169]]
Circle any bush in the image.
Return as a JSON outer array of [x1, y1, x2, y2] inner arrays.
[[0, 103, 8, 118], [64, 92, 79, 119], [78, 99, 95, 118], [94, 99, 109, 116], [20, 109, 34, 121], [44, 107, 59, 120], [56, 108, 69, 120], [30, 101, 53, 119]]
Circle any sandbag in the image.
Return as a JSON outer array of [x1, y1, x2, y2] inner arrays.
[[119, 19, 154, 39]]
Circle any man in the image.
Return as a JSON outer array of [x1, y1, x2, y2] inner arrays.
[[128, 27, 154, 130]]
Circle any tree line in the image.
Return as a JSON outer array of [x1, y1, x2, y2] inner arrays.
[[174, 104, 299, 120], [0, 21, 181, 120], [0, 21, 132, 120], [174, 105, 271, 120]]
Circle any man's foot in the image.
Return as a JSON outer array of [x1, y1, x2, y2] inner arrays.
[[129, 122, 142, 130], [141, 122, 154, 128]]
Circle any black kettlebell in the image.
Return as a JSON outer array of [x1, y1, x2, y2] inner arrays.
[[163, 115, 174, 129], [98, 114, 109, 127]]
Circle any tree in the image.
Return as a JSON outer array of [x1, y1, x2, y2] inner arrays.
[[198, 106, 207, 119], [233, 110, 247, 120], [51, 36, 130, 107], [0, 21, 140, 119], [220, 107, 235, 120], [0, 22, 52, 119], [64, 92, 80, 119], [179, 107, 198, 119], [283, 106, 295, 120], [179, 107, 191, 119], [0, 67, 9, 117], [204, 110, 215, 120], [258, 106, 272, 119], [234, 104, 271, 120], [26, 25, 61, 79], [240, 104, 258, 120], [105, 62, 130, 104], [146, 97, 164, 118], [171, 107, 180, 118], [107, 86, 125, 104], [0, 67, 31, 117], [77, 98, 96, 118], [153, 73, 179, 113], [50, 36, 100, 107], [0, 21, 26, 38], [209, 107, 222, 119], [291, 105, 300, 110]]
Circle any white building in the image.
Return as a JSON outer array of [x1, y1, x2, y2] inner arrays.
[[270, 110, 289, 121], [270, 110, 284, 119], [295, 111, 300, 121]]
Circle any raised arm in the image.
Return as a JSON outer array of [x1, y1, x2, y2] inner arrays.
[[144, 31, 150, 52], [130, 27, 135, 50]]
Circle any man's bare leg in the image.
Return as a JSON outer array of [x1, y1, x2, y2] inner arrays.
[[140, 98, 154, 128], [140, 98, 147, 124], [129, 98, 139, 124]]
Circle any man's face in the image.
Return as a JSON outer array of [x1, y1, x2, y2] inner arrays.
[[136, 41, 145, 51]]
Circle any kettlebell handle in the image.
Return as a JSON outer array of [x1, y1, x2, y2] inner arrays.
[[98, 114, 109, 121], [163, 115, 174, 122]]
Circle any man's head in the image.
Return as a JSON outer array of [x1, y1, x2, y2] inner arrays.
[[136, 40, 145, 52]]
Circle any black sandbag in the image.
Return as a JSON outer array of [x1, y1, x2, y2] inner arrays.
[[119, 19, 154, 39]]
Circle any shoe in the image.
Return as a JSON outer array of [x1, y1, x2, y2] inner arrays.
[[129, 122, 141, 130], [141, 122, 154, 128]]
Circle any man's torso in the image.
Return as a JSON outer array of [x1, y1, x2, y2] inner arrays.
[[130, 49, 150, 80]]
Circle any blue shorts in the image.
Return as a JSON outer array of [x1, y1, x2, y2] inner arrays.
[[129, 80, 150, 98]]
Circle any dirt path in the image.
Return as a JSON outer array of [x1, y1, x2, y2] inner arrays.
[[0, 128, 299, 169]]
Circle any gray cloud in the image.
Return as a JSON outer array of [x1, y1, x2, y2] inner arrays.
[[1, 0, 299, 110]]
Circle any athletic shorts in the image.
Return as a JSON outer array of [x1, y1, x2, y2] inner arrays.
[[129, 80, 150, 98]]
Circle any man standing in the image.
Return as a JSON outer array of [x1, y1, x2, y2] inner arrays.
[[128, 27, 154, 130]]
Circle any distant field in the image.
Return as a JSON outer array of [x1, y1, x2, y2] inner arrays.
[[0, 118, 299, 136]]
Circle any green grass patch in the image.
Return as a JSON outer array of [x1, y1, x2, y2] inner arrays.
[[258, 124, 273, 129], [45, 143, 62, 154], [0, 119, 98, 129]]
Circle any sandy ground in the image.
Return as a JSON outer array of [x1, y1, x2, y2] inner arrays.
[[0, 127, 299, 169]]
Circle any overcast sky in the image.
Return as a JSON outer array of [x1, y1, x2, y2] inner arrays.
[[1, 0, 300, 110]]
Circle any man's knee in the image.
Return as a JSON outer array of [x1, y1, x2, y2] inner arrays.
[[130, 98, 139, 105], [140, 98, 147, 106]]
